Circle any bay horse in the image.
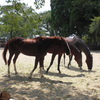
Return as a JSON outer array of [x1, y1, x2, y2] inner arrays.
[[0, 91, 11, 100], [2, 36, 71, 78], [46, 37, 82, 73], [64, 35, 93, 70]]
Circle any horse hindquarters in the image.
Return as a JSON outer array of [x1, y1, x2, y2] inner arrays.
[[2, 43, 8, 65]]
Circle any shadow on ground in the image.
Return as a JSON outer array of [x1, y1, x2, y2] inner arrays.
[[0, 74, 96, 100]]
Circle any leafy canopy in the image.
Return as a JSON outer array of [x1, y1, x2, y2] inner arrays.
[[0, 0, 41, 38]]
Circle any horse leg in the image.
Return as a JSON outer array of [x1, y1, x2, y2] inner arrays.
[[29, 57, 38, 78], [79, 52, 82, 70], [46, 54, 56, 73], [67, 55, 73, 69], [8, 52, 14, 77], [74, 53, 82, 70], [63, 53, 66, 67], [41, 57, 45, 72], [13, 52, 20, 74], [39, 57, 45, 78], [58, 54, 62, 74]]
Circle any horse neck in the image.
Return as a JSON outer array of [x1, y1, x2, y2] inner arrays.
[[69, 43, 80, 56], [77, 40, 91, 57]]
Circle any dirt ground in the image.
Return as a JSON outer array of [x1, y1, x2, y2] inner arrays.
[[0, 48, 100, 100]]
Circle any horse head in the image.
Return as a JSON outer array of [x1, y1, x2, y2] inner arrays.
[[86, 53, 93, 70], [74, 51, 82, 69], [69, 43, 82, 69]]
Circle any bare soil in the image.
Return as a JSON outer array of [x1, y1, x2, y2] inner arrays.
[[0, 48, 100, 100]]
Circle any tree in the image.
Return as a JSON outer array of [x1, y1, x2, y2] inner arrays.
[[51, 0, 100, 37], [0, 0, 41, 38], [40, 11, 58, 36], [89, 17, 100, 49], [34, 0, 45, 9]]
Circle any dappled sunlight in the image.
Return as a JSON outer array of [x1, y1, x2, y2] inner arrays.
[[0, 49, 100, 100]]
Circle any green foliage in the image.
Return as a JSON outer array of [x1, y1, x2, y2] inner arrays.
[[44, 0, 100, 49], [89, 16, 100, 49], [0, 0, 41, 38], [89, 17, 100, 34], [51, 0, 100, 37], [40, 11, 55, 36], [34, 0, 45, 9]]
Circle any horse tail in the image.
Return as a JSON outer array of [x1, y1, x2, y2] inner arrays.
[[2, 42, 8, 65]]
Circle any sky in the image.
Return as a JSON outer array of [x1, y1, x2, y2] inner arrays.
[[0, 0, 51, 13]]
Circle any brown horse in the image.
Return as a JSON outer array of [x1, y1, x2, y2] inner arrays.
[[64, 35, 93, 70], [46, 37, 82, 73], [2, 36, 71, 78], [0, 91, 11, 100]]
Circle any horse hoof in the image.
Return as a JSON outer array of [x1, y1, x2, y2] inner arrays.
[[42, 68, 45, 72], [67, 67, 70, 69], [46, 71, 48, 74], [88, 69, 92, 71], [64, 66, 67, 68], [80, 68, 82, 70], [59, 71, 61, 74], [15, 72, 18, 75], [8, 75, 11, 77], [40, 75, 44, 79], [28, 76, 32, 79]]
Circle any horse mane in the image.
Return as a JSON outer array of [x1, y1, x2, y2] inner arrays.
[[68, 34, 90, 51], [34, 36, 63, 42], [7, 37, 24, 43], [73, 35, 90, 51]]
